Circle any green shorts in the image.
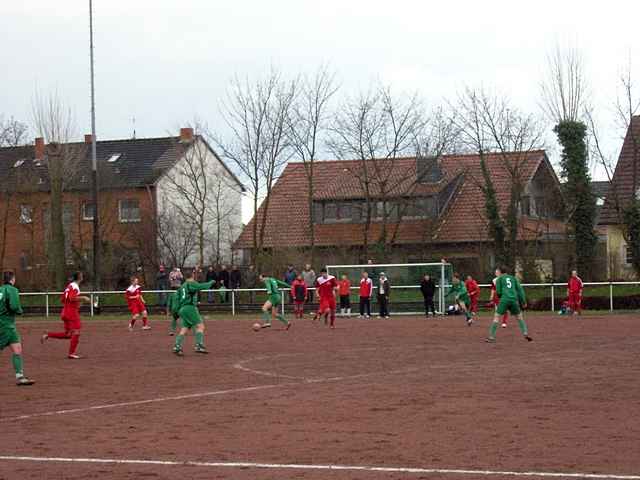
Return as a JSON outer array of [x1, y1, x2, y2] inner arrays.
[[457, 294, 470, 308], [178, 305, 203, 329], [268, 294, 282, 307], [496, 298, 521, 316], [0, 326, 20, 350]]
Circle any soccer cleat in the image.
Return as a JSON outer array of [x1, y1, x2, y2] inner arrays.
[[501, 323, 507, 328], [194, 346, 209, 354], [466, 318, 473, 326], [260, 323, 272, 329], [524, 335, 533, 342], [168, 331, 175, 336], [173, 348, 184, 356], [142, 325, 151, 330], [67, 354, 82, 359], [128, 324, 133, 332], [16, 376, 35, 386], [485, 337, 496, 343], [40, 333, 48, 344]]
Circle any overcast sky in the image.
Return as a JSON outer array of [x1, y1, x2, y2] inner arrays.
[[2, 0, 639, 210]]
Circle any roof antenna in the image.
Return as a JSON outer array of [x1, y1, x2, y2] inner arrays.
[[131, 116, 136, 139]]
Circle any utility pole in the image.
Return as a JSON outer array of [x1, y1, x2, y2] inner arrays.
[[89, 0, 100, 290]]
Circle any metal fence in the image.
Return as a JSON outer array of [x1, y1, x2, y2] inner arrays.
[[17, 281, 640, 317]]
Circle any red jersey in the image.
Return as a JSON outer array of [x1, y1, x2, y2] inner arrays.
[[465, 279, 480, 298], [61, 282, 81, 319], [359, 277, 373, 297], [568, 276, 583, 294], [316, 275, 337, 301], [338, 279, 351, 296], [125, 284, 144, 306], [290, 279, 307, 302]]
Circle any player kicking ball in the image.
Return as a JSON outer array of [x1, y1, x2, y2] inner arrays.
[[126, 276, 150, 331], [0, 272, 34, 386], [487, 267, 532, 343], [257, 274, 291, 330], [448, 273, 474, 326], [172, 269, 215, 356], [312, 268, 338, 329]]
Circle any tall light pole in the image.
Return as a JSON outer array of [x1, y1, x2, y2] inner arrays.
[[89, 0, 100, 289]]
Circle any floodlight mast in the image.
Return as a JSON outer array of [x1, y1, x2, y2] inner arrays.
[[89, 0, 100, 289]]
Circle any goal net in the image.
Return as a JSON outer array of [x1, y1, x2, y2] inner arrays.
[[326, 262, 453, 315]]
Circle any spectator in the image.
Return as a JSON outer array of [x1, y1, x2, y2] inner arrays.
[[290, 273, 308, 319], [156, 264, 169, 306], [206, 266, 218, 303], [218, 264, 230, 303], [169, 267, 183, 289], [465, 275, 480, 316], [338, 274, 352, 316], [245, 264, 257, 304], [420, 274, 436, 316], [284, 265, 297, 302], [377, 272, 390, 318], [302, 264, 316, 303], [359, 271, 373, 318], [230, 265, 242, 290]]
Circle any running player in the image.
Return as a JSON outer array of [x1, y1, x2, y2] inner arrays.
[[172, 269, 215, 356], [0, 272, 34, 386], [126, 276, 150, 331], [465, 275, 480, 316], [313, 268, 338, 328], [257, 274, 291, 329], [41, 272, 90, 359], [567, 270, 583, 315], [487, 266, 533, 343], [448, 273, 473, 326], [490, 274, 509, 328]]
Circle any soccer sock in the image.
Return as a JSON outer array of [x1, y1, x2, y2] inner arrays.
[[330, 311, 336, 327], [142, 316, 148, 327], [130, 317, 136, 327], [170, 317, 177, 332], [69, 334, 80, 355], [47, 332, 69, 339], [489, 321, 499, 338], [12, 354, 24, 377], [195, 331, 205, 347], [502, 313, 508, 324], [262, 311, 272, 324], [276, 314, 288, 326], [518, 318, 528, 336], [175, 334, 185, 350]]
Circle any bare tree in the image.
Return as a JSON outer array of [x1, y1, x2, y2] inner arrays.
[[31, 91, 84, 288], [156, 211, 198, 269], [287, 66, 338, 264], [0, 116, 29, 147], [214, 70, 298, 267], [454, 87, 546, 271]]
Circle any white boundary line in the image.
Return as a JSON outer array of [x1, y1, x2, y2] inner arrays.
[[0, 455, 638, 479]]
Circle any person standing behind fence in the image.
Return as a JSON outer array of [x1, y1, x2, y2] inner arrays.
[[567, 270, 583, 315], [291, 273, 307, 319], [284, 265, 297, 302], [218, 265, 230, 303], [206, 266, 218, 303], [420, 274, 436, 316], [359, 271, 373, 318], [156, 265, 169, 306], [169, 267, 183, 289], [302, 264, 316, 303], [377, 272, 390, 318], [245, 265, 257, 304], [230, 265, 242, 294], [338, 274, 352, 316]]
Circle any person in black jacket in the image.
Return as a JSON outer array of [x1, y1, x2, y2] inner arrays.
[[377, 272, 391, 318], [420, 274, 437, 316], [229, 265, 242, 290], [205, 266, 218, 303], [218, 265, 230, 303]]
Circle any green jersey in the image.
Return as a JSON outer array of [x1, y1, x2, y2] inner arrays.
[[0, 283, 23, 323], [448, 281, 468, 299], [167, 291, 180, 315], [176, 280, 215, 309], [495, 274, 526, 304], [263, 278, 289, 296]]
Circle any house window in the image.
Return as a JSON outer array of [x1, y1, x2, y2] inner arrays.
[[520, 196, 531, 216], [312, 202, 324, 223], [19, 252, 30, 271], [626, 245, 634, 265], [119, 199, 140, 223], [19, 205, 33, 224], [324, 202, 337, 221], [82, 202, 95, 221], [337, 202, 352, 222]]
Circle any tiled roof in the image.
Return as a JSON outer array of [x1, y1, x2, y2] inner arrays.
[[0, 135, 243, 192], [599, 116, 640, 225], [235, 150, 565, 248]]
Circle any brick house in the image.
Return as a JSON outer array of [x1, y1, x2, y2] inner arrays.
[[0, 128, 243, 289], [234, 151, 571, 280], [599, 115, 640, 279]]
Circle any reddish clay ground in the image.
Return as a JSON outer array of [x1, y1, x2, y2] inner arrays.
[[1, 312, 639, 480]]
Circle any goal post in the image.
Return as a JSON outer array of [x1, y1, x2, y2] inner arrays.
[[326, 262, 453, 315]]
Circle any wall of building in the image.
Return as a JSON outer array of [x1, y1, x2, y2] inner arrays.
[[155, 137, 243, 267], [606, 225, 637, 280]]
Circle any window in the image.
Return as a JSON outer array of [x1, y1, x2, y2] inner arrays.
[[520, 196, 531, 216], [13, 159, 25, 168], [19, 205, 33, 224], [119, 199, 140, 223], [312, 202, 323, 223], [337, 202, 352, 222], [324, 202, 337, 220], [107, 153, 122, 163], [626, 245, 634, 265], [82, 202, 95, 221], [19, 252, 30, 271]]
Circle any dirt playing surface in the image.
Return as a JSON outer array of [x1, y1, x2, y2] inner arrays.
[[1, 312, 639, 479]]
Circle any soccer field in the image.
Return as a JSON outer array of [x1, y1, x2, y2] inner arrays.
[[1, 313, 639, 479]]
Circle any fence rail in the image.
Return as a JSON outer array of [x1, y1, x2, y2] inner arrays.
[[15, 281, 640, 317]]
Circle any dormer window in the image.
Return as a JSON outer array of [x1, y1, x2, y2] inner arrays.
[[13, 159, 25, 168], [107, 153, 121, 163]]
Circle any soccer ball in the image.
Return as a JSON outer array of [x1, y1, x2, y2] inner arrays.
[[252, 323, 262, 332]]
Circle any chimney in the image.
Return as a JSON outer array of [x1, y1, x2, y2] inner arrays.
[[34, 137, 45, 160], [84, 134, 94, 144], [179, 127, 194, 142]]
